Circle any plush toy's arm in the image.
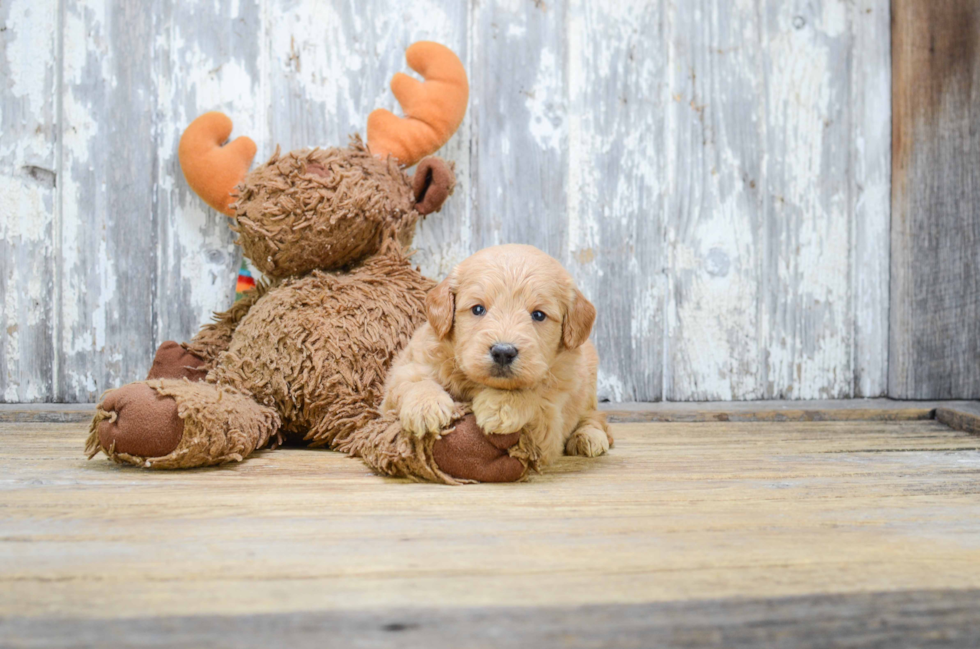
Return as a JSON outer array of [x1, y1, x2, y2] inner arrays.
[[183, 278, 278, 371]]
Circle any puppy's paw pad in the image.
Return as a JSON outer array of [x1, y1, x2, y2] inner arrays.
[[565, 425, 610, 458], [399, 393, 455, 437]]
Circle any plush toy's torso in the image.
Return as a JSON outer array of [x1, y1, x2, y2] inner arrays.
[[208, 247, 433, 449]]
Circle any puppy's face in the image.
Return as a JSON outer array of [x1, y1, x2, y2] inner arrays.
[[426, 245, 596, 390]]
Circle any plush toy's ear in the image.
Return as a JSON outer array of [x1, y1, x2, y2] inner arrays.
[[179, 112, 256, 216], [413, 157, 455, 215], [426, 278, 455, 339], [367, 41, 469, 168], [562, 288, 596, 349]]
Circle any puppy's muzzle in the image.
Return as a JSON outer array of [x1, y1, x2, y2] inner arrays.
[[490, 343, 519, 368]]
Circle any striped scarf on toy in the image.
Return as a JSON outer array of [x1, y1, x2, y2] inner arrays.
[[235, 259, 256, 301]]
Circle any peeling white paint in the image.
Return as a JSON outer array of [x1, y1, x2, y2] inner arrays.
[[155, 8, 268, 350], [0, 175, 48, 242], [597, 370, 627, 403], [762, 0, 853, 399], [1, 1, 52, 124], [525, 49, 565, 152], [0, 0, 58, 401], [0, 0, 891, 403]]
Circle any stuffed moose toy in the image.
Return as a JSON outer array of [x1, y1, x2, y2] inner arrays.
[[86, 42, 539, 484]]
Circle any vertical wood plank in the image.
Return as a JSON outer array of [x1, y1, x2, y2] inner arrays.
[[664, 0, 767, 400], [408, 0, 473, 281], [666, 1, 889, 400], [0, 0, 58, 402], [59, 0, 158, 400], [850, 0, 891, 398], [759, 1, 854, 399], [262, 0, 470, 280], [153, 0, 266, 349], [890, 0, 980, 399], [469, 0, 567, 252], [566, 0, 666, 401]]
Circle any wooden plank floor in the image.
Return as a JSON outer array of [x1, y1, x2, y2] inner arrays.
[[2, 415, 980, 646]]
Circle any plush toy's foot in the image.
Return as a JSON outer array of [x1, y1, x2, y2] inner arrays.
[[340, 409, 538, 485], [86, 379, 280, 469], [94, 383, 185, 458], [431, 416, 524, 482], [146, 341, 208, 381]]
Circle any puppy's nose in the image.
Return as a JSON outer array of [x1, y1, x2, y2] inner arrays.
[[490, 343, 519, 366]]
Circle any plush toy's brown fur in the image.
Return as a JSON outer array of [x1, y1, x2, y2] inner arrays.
[[86, 43, 532, 483], [233, 141, 417, 277]]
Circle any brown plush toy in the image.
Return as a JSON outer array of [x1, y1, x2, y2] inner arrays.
[[85, 42, 533, 484]]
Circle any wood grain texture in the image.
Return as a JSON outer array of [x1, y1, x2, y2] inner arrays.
[[1, 1, 892, 402], [567, 0, 666, 401], [4, 397, 980, 425], [469, 0, 566, 253], [601, 398, 944, 423], [262, 0, 471, 281], [57, 0, 267, 402], [5, 590, 980, 649], [59, 0, 157, 400], [152, 0, 266, 365], [890, 0, 980, 399], [0, 403, 94, 423], [664, 0, 766, 401], [3, 419, 980, 621], [759, 1, 854, 401], [0, 0, 58, 402], [665, 1, 890, 401], [850, 0, 891, 398], [935, 401, 980, 436]]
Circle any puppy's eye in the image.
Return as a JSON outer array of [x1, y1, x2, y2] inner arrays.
[[471, 305, 486, 316], [531, 310, 547, 322]]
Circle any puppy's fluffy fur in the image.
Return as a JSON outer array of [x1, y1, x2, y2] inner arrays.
[[382, 244, 611, 464]]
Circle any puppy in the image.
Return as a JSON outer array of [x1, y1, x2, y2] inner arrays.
[[381, 244, 611, 465]]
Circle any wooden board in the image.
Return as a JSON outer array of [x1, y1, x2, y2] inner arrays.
[[152, 0, 266, 362], [663, 0, 891, 401], [565, 0, 667, 401], [0, 0, 58, 402], [602, 398, 944, 423], [4, 589, 980, 649], [936, 401, 980, 436], [5, 398, 980, 428], [59, 1, 158, 400], [890, 0, 980, 399], [2, 418, 980, 629], [0, 1, 892, 403]]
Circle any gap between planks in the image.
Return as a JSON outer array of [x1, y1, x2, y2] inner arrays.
[[2, 399, 979, 432]]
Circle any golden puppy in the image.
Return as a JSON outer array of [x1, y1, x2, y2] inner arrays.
[[381, 244, 611, 465]]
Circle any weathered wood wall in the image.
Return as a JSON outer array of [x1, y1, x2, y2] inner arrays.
[[890, 0, 980, 400], [1, 0, 892, 403]]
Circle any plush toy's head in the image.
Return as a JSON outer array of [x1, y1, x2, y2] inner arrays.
[[178, 42, 468, 278]]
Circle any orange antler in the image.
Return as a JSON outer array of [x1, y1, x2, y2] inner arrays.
[[367, 41, 469, 168], [178, 112, 256, 215]]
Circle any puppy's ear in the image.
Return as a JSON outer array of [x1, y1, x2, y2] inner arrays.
[[562, 288, 596, 349], [426, 279, 455, 339]]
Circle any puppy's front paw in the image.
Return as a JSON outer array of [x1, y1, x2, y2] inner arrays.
[[565, 424, 610, 458], [472, 390, 533, 435], [399, 388, 455, 437]]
